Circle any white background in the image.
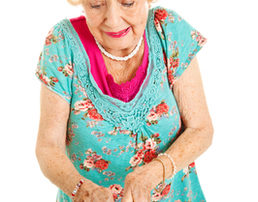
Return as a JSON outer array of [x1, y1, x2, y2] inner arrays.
[[1, 0, 257, 201]]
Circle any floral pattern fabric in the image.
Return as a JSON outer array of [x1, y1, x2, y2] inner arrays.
[[35, 6, 207, 202]]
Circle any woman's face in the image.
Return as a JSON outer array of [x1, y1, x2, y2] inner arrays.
[[81, 0, 150, 56]]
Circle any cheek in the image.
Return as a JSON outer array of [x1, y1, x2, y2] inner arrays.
[[130, 13, 148, 32], [84, 15, 103, 35]]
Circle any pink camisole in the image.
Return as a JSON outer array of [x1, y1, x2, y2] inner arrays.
[[70, 16, 149, 102]]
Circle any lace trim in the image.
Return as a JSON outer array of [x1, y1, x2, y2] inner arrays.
[[59, 7, 164, 134]]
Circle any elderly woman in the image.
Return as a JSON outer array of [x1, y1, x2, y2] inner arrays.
[[35, 0, 213, 201]]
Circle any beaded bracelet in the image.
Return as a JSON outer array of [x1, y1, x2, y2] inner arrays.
[[71, 179, 84, 200], [158, 153, 177, 179], [152, 158, 166, 193]]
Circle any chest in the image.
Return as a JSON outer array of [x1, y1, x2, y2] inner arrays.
[[104, 62, 140, 85]]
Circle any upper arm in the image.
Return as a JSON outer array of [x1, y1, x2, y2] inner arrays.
[[36, 83, 70, 153], [172, 56, 213, 133], [35, 22, 73, 153], [153, 7, 212, 132]]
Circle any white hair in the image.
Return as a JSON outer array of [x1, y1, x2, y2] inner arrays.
[[66, 0, 156, 6]]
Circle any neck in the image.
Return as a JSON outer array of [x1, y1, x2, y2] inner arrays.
[[103, 38, 145, 66]]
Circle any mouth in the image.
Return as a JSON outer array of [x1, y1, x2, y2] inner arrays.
[[105, 27, 131, 38]]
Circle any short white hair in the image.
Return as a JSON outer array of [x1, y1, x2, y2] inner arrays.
[[67, 0, 156, 6]]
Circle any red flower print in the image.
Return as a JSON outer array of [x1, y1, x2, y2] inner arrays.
[[112, 193, 118, 200], [39, 74, 47, 85], [45, 36, 52, 46], [143, 138, 157, 150], [88, 108, 104, 121], [147, 110, 159, 121], [52, 77, 58, 83], [189, 162, 195, 168], [161, 184, 171, 196], [84, 159, 95, 168], [74, 99, 94, 112], [156, 103, 169, 115], [109, 184, 124, 200], [153, 133, 160, 138], [94, 159, 109, 170], [39, 74, 50, 85], [155, 9, 168, 23], [129, 155, 143, 167], [167, 69, 174, 85], [152, 192, 162, 201], [57, 66, 63, 72], [44, 27, 54, 46], [196, 34, 207, 46], [169, 57, 179, 69], [92, 154, 102, 161], [109, 184, 123, 195], [64, 62, 74, 76], [143, 150, 157, 163]]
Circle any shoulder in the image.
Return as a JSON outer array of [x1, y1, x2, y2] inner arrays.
[[148, 6, 207, 88], [150, 6, 181, 26], [43, 20, 66, 48], [151, 6, 193, 37], [147, 6, 192, 45], [150, 6, 207, 48]]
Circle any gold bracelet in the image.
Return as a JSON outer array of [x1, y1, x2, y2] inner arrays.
[[158, 153, 177, 179], [152, 158, 166, 193]]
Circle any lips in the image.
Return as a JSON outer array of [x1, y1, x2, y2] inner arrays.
[[106, 27, 129, 35], [105, 27, 131, 38]]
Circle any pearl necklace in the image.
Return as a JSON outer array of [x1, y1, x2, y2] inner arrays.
[[94, 36, 143, 61]]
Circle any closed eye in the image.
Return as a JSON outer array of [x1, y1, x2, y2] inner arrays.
[[90, 2, 134, 9], [91, 4, 101, 8], [122, 2, 134, 7]]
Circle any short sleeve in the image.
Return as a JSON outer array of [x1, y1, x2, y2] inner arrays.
[[35, 22, 74, 104], [153, 7, 208, 88]]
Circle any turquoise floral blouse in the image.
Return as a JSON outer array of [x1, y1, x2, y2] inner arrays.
[[35, 6, 208, 202]]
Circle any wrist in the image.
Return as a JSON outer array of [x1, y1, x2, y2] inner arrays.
[[69, 175, 91, 198], [71, 178, 96, 201], [150, 155, 173, 181]]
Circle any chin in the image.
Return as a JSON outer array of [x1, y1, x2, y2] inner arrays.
[[104, 41, 132, 51]]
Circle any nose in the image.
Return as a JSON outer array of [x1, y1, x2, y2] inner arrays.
[[104, 3, 123, 29]]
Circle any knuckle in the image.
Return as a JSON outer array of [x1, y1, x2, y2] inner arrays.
[[126, 174, 135, 183]]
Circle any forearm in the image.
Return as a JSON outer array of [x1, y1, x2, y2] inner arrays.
[[36, 145, 91, 198], [150, 127, 213, 182]]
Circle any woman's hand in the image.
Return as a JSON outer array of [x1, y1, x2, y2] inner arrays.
[[73, 180, 114, 202], [121, 161, 161, 202]]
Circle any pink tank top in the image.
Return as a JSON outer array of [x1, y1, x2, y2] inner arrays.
[[70, 16, 149, 102]]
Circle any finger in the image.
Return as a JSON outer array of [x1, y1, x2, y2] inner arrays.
[[132, 191, 149, 202], [121, 187, 133, 202]]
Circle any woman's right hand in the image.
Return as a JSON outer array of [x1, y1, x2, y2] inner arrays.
[[72, 180, 114, 202]]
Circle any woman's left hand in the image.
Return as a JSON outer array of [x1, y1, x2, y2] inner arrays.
[[121, 161, 161, 202]]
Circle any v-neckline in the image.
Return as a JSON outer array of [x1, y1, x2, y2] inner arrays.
[[66, 17, 153, 107], [60, 7, 165, 133]]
